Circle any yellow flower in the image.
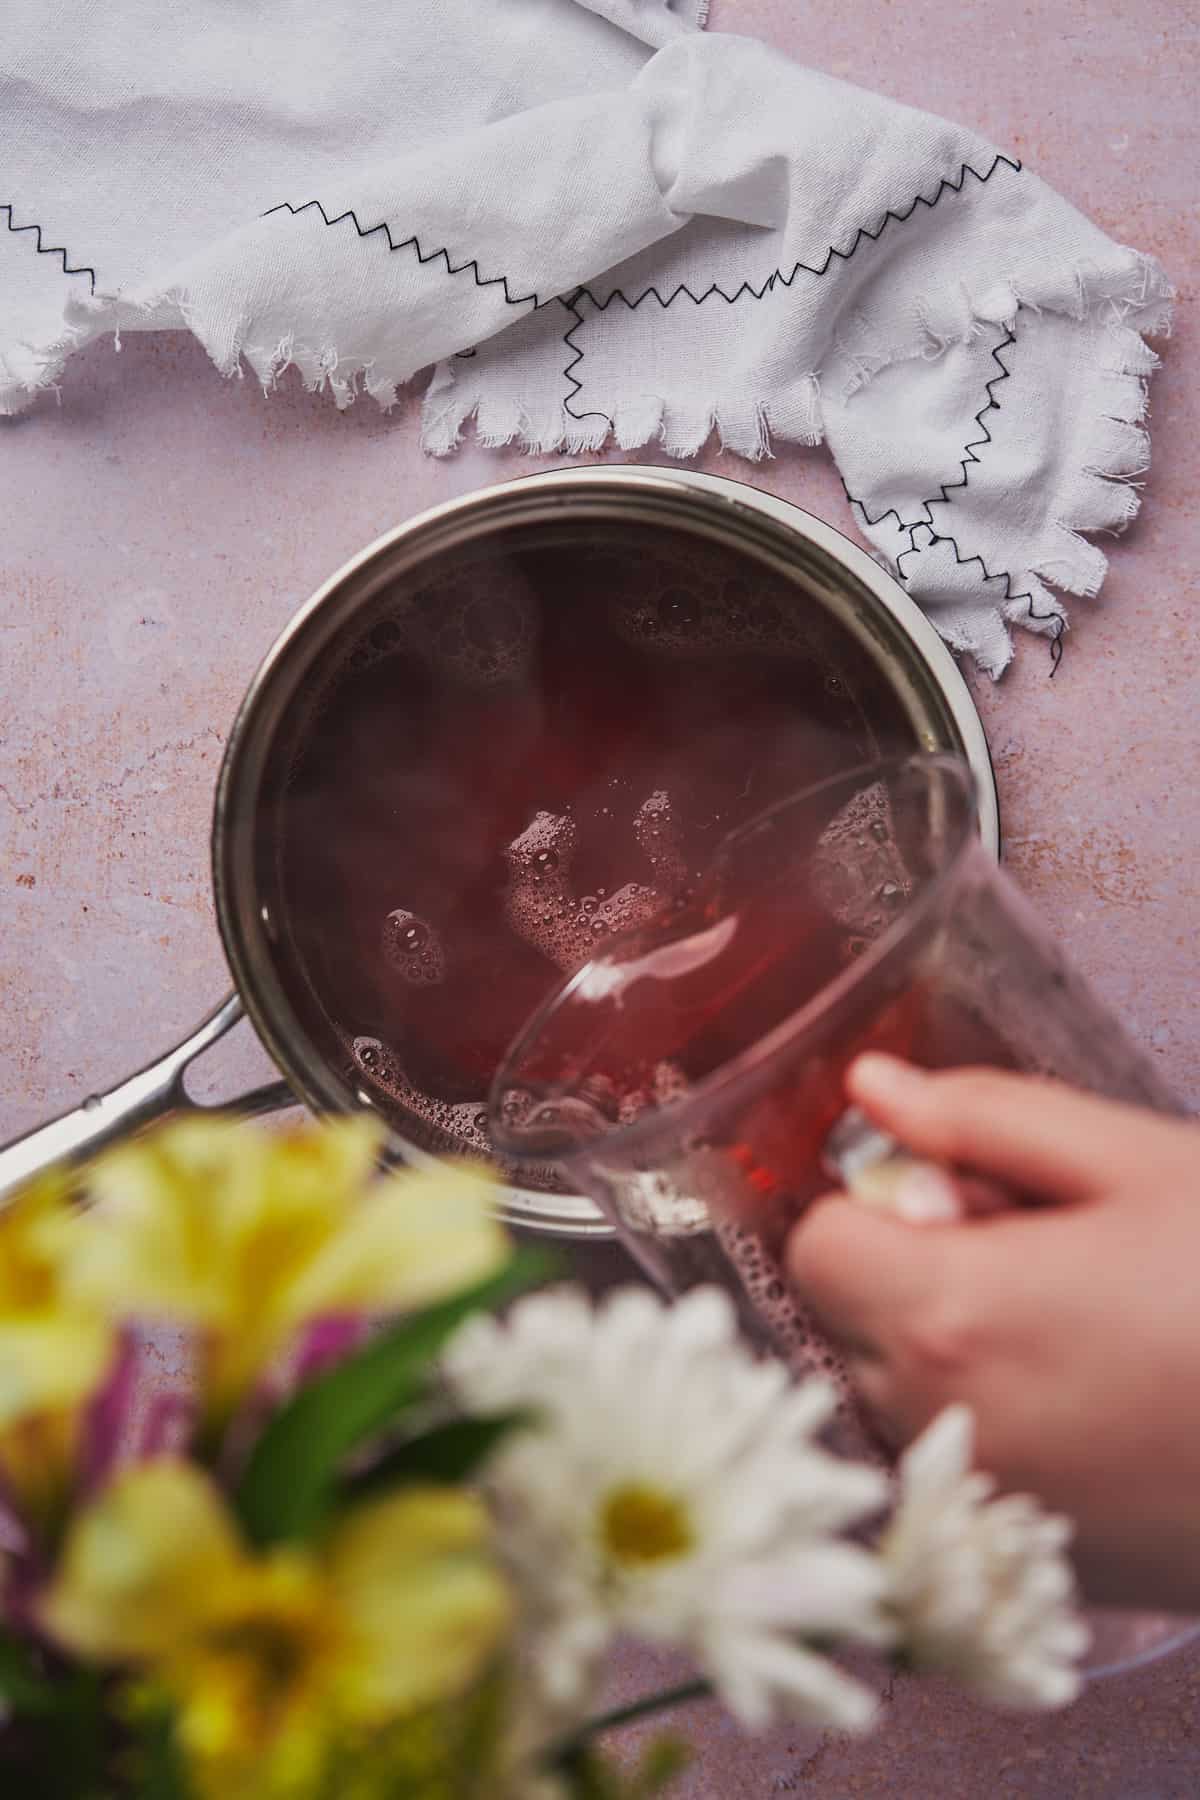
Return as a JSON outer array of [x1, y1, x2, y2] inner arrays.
[[0, 1173, 114, 1514], [64, 1117, 508, 1414], [43, 1460, 512, 1800]]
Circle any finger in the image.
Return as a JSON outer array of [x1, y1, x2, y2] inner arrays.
[[846, 1055, 1178, 1204], [787, 1192, 953, 1358]]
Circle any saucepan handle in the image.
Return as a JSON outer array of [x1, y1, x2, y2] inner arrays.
[[0, 993, 295, 1206]]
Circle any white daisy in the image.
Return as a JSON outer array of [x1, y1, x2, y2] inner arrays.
[[883, 1405, 1089, 1708], [444, 1284, 893, 1731]]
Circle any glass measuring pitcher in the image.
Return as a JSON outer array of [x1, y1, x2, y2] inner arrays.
[[490, 753, 1183, 1343]]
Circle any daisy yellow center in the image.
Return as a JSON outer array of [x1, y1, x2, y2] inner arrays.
[[601, 1483, 693, 1565]]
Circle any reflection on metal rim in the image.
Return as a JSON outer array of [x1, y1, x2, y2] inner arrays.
[[213, 465, 998, 1239]]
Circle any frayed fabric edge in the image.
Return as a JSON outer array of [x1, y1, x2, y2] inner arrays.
[[1029, 322, 1162, 606], [415, 248, 1171, 463], [838, 249, 1172, 401], [0, 313, 95, 416], [884, 309, 1166, 675], [0, 260, 1170, 680], [419, 368, 823, 460], [297, 286, 1165, 674], [415, 310, 1164, 680]]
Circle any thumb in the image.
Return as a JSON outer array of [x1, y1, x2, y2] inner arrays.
[[845, 1055, 1172, 1205]]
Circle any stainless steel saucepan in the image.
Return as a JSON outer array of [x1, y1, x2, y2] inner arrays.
[[0, 466, 998, 1230]]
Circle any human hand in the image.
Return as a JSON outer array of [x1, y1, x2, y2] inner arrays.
[[788, 1054, 1200, 1610]]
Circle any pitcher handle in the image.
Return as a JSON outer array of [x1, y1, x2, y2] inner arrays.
[[0, 993, 295, 1205]]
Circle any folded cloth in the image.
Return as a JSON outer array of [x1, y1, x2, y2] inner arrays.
[[1, 0, 1169, 673]]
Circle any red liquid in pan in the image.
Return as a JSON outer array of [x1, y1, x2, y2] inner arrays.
[[271, 526, 917, 1153]]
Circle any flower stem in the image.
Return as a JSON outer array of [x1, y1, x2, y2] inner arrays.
[[566, 1677, 712, 1748]]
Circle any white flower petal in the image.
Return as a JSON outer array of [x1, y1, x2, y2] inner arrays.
[[777, 1375, 841, 1439], [716, 1542, 895, 1648], [666, 1284, 739, 1350], [708, 1628, 881, 1733], [897, 1402, 972, 1497], [446, 1281, 895, 1729], [884, 1405, 1086, 1712]]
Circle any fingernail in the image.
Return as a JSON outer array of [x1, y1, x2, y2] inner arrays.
[[890, 1168, 963, 1223], [849, 1053, 926, 1106]]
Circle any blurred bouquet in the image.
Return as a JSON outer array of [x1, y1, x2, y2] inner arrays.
[[0, 1116, 1087, 1799]]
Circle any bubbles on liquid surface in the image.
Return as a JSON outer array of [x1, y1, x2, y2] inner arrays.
[[504, 800, 684, 974], [606, 551, 843, 683], [280, 565, 547, 791], [653, 1060, 690, 1106], [408, 570, 537, 688], [396, 917, 427, 953], [634, 790, 687, 892], [351, 1034, 490, 1151], [507, 810, 578, 880], [657, 587, 700, 630], [305, 566, 541, 709], [809, 782, 914, 943], [382, 909, 446, 986]]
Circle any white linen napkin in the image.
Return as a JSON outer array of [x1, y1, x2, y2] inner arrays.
[[1, 0, 1168, 674]]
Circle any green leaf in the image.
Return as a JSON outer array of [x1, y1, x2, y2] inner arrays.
[[131, 1704, 191, 1800], [234, 1247, 557, 1546], [0, 1633, 57, 1714], [0, 1656, 116, 1799], [344, 1410, 532, 1505], [50, 1669, 106, 1799]]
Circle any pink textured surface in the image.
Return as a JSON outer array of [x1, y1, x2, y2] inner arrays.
[[1, 0, 1197, 1791]]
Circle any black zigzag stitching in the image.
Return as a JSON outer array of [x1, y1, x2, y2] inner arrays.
[[561, 290, 606, 427], [560, 153, 1021, 422], [261, 199, 543, 310], [262, 157, 1058, 670], [839, 483, 909, 534], [1, 203, 96, 293], [905, 327, 1018, 536], [846, 324, 1064, 675], [844, 327, 1019, 578], [905, 523, 1065, 673], [265, 153, 1020, 316], [576, 152, 1020, 320], [262, 151, 1022, 422]]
